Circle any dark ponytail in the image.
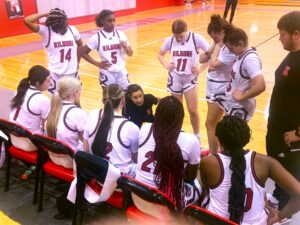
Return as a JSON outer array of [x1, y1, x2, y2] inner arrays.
[[92, 84, 124, 157], [11, 65, 49, 110], [153, 96, 185, 210], [215, 115, 251, 224]]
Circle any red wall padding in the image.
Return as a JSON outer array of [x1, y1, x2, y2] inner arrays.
[[0, 0, 184, 38], [0, 0, 37, 38]]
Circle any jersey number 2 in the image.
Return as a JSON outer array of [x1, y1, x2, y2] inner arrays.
[[141, 151, 154, 173], [59, 48, 72, 63]]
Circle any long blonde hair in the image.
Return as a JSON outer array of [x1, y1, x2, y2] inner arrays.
[[46, 76, 82, 138]]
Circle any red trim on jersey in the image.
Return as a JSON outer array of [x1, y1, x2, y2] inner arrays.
[[191, 32, 199, 54], [63, 105, 79, 132], [89, 109, 103, 138], [209, 153, 224, 189], [45, 26, 51, 48], [138, 124, 153, 148], [117, 119, 130, 149], [26, 92, 42, 116], [250, 151, 265, 188]]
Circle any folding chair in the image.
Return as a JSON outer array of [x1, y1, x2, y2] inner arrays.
[[184, 204, 238, 225], [70, 151, 122, 225], [117, 175, 177, 225], [32, 133, 75, 212], [0, 118, 40, 204]]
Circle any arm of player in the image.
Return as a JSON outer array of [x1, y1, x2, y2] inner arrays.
[[232, 75, 266, 101], [83, 139, 89, 152], [267, 157, 300, 224], [157, 50, 175, 70], [120, 41, 133, 56], [209, 43, 226, 70], [81, 45, 111, 69], [199, 43, 215, 63], [23, 12, 49, 33]]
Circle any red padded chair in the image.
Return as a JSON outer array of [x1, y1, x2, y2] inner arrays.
[[71, 151, 123, 225], [117, 175, 177, 225], [0, 118, 40, 204], [32, 133, 75, 212], [184, 204, 238, 225]]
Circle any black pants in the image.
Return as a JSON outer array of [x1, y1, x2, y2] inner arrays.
[[266, 130, 300, 210], [223, 0, 238, 23]]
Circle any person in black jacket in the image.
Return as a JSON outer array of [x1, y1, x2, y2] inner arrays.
[[266, 11, 300, 213], [124, 84, 159, 128]]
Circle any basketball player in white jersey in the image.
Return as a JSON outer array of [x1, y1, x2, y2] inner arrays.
[[9, 65, 50, 152], [221, 26, 265, 122], [134, 96, 201, 220], [158, 19, 209, 142], [199, 15, 236, 154], [200, 116, 300, 225], [82, 10, 133, 96], [83, 84, 139, 177], [24, 8, 83, 94], [10, 65, 51, 134], [46, 77, 86, 168]]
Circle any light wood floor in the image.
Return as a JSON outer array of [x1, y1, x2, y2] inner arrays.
[[0, 3, 298, 154]]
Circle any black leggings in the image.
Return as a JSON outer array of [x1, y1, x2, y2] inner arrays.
[[223, 0, 238, 23]]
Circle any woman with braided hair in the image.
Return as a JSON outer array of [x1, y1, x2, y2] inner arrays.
[[24, 8, 83, 94], [200, 116, 300, 225], [134, 96, 201, 220]]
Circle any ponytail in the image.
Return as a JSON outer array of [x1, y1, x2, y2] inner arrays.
[[46, 92, 62, 138], [91, 84, 124, 157], [92, 99, 114, 157], [11, 78, 29, 110], [228, 148, 246, 223]]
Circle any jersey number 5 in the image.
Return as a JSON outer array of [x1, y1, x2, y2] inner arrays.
[[111, 52, 117, 64], [59, 48, 72, 63]]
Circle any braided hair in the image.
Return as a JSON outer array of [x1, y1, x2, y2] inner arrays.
[[46, 8, 68, 34], [215, 115, 251, 224], [153, 96, 185, 210]]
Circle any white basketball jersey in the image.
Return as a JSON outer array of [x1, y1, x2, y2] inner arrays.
[[84, 111, 139, 176], [87, 29, 129, 73], [39, 25, 80, 75], [207, 45, 236, 81], [228, 48, 262, 93], [136, 123, 200, 188], [10, 86, 50, 134], [207, 151, 268, 225], [169, 32, 201, 75], [54, 102, 87, 150]]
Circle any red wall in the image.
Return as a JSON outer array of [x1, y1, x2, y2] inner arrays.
[[0, 0, 184, 38], [0, 0, 37, 38], [136, 0, 183, 11]]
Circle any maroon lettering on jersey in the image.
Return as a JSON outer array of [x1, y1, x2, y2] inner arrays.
[[102, 44, 121, 51], [172, 51, 192, 57], [54, 40, 74, 48]]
